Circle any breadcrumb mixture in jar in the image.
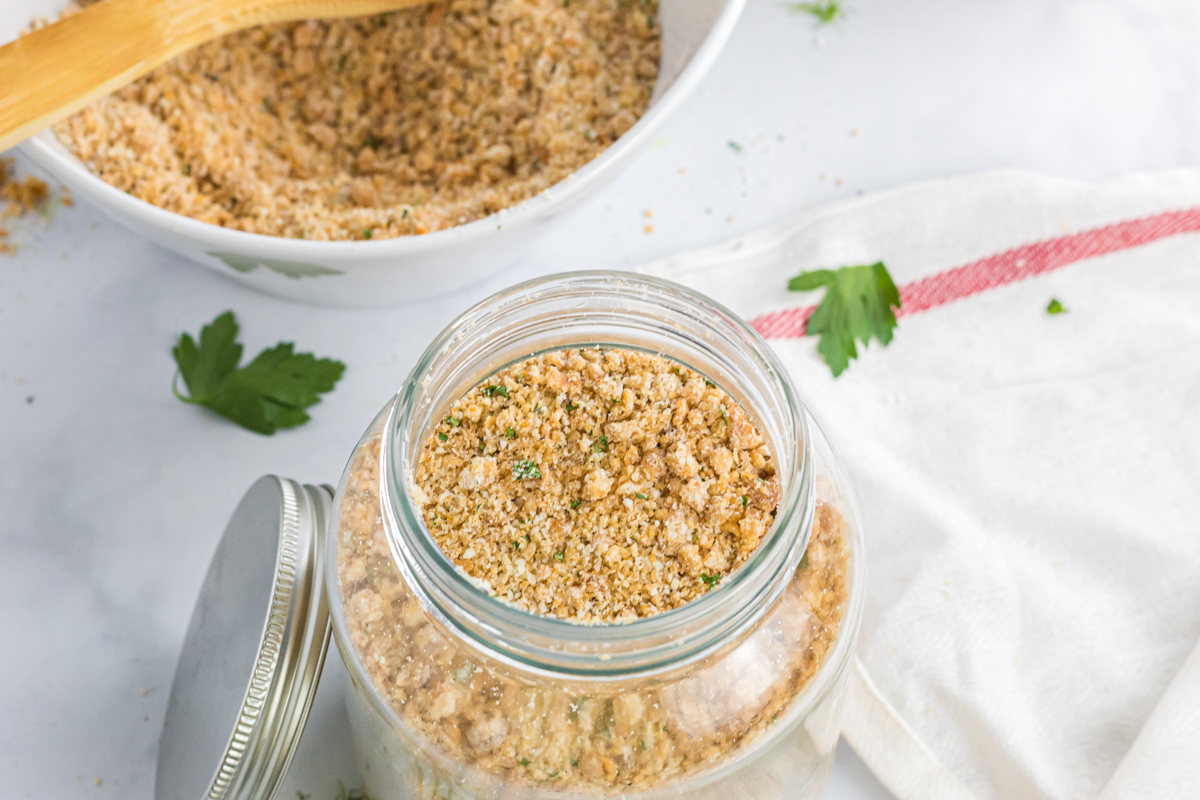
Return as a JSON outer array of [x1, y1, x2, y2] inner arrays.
[[53, 0, 661, 240], [338, 432, 850, 793], [327, 273, 864, 799], [412, 347, 784, 622]]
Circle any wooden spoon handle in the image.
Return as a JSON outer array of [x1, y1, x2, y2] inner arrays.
[[0, 0, 429, 153]]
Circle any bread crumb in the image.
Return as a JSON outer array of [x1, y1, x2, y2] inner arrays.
[[414, 347, 781, 622], [337, 429, 851, 790], [53, 1, 661, 241]]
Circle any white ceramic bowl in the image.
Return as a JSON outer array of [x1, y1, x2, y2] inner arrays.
[[10, 0, 745, 307]]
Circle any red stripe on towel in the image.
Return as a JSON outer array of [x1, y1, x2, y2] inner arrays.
[[749, 207, 1200, 339]]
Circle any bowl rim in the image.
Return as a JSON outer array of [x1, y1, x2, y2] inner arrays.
[[19, 0, 747, 259]]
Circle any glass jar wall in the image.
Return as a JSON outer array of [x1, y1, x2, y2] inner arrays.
[[327, 274, 865, 800]]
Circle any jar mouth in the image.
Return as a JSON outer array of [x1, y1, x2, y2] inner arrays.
[[382, 272, 814, 679]]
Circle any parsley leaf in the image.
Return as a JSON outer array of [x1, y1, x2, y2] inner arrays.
[[513, 459, 542, 480], [785, 1, 844, 25], [700, 573, 721, 589], [789, 262, 900, 377], [172, 311, 344, 434], [1046, 298, 1067, 315], [484, 384, 509, 398]]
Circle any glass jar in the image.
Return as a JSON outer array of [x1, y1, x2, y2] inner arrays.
[[327, 273, 865, 800]]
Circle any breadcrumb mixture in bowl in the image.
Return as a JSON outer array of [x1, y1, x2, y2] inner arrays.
[[53, 0, 661, 241], [18, 1, 745, 305]]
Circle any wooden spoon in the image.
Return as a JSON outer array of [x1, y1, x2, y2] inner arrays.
[[0, 0, 431, 153]]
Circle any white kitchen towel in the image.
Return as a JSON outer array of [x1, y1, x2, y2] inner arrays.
[[636, 170, 1200, 800]]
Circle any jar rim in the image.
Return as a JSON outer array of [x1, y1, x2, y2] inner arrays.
[[381, 271, 816, 679]]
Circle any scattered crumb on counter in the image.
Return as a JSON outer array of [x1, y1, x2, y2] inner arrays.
[[0, 157, 55, 255]]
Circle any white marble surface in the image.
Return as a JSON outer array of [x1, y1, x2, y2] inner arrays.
[[3, 0, 1197, 798]]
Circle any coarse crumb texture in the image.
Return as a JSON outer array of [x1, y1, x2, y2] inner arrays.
[[414, 348, 782, 622], [53, 0, 660, 241], [0, 157, 63, 256], [338, 433, 851, 791]]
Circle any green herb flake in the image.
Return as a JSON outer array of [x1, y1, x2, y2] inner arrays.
[[445, 415, 461, 426], [701, 573, 721, 589], [1046, 298, 1067, 315], [513, 459, 542, 480], [362, 228, 372, 239], [333, 782, 377, 800], [720, 408, 729, 424], [484, 384, 510, 398], [519, 759, 530, 767], [785, 1, 845, 25], [639, 739, 647, 752], [566, 401, 578, 412], [728, 140, 743, 153], [554, 551, 565, 561], [437, 432, 448, 442], [171, 311, 345, 435], [506, 426, 516, 439], [636, 492, 648, 500], [570, 500, 581, 509], [741, 495, 749, 507], [788, 262, 901, 377], [593, 435, 609, 453], [570, 757, 580, 767], [704, 378, 716, 388]]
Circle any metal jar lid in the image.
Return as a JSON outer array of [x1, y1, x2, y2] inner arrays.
[[156, 476, 333, 800]]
